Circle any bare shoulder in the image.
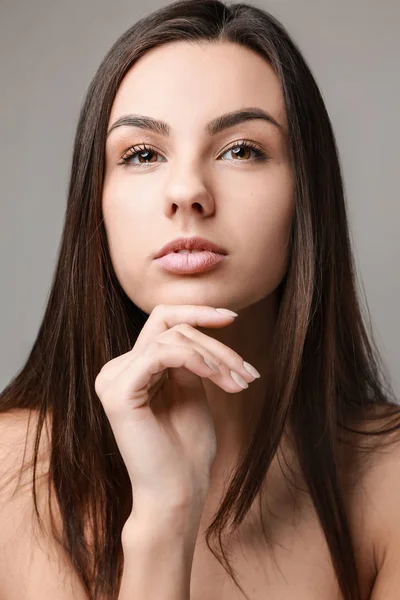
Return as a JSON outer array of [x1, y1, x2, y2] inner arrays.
[[0, 409, 88, 600], [0, 409, 46, 508], [343, 403, 400, 599]]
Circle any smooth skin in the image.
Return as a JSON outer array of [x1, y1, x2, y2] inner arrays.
[[1, 39, 400, 600], [101, 40, 400, 598], [95, 306, 259, 515], [102, 41, 294, 506]]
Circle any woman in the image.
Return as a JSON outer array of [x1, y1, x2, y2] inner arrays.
[[0, 1, 399, 598]]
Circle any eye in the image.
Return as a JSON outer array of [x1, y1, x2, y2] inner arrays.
[[219, 140, 268, 162], [118, 139, 268, 168], [119, 144, 165, 167]]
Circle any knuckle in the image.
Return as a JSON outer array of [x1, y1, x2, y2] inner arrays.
[[174, 323, 191, 334], [94, 374, 103, 396], [153, 303, 165, 315], [95, 376, 114, 406], [94, 369, 112, 396], [209, 354, 223, 367], [98, 362, 108, 374], [169, 329, 187, 342], [94, 360, 116, 396], [187, 346, 199, 359]]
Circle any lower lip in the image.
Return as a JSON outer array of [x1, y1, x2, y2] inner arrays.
[[154, 251, 226, 274]]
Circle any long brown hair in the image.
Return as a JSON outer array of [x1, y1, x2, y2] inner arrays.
[[1, 1, 399, 598]]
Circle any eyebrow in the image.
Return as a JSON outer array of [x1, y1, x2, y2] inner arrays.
[[106, 107, 284, 139]]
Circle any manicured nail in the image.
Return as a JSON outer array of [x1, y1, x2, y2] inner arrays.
[[215, 308, 238, 317], [243, 361, 261, 378], [230, 370, 249, 389]]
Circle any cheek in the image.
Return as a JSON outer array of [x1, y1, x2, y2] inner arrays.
[[102, 172, 150, 222], [102, 185, 146, 283], [102, 169, 151, 234], [237, 170, 294, 288]]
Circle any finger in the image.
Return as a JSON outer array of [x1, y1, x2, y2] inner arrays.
[[96, 305, 239, 392], [133, 304, 237, 351], [102, 341, 244, 415], [155, 332, 256, 387], [158, 326, 259, 384]]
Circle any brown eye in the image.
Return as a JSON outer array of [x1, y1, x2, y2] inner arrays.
[[222, 145, 253, 160], [119, 139, 268, 168], [120, 144, 165, 166], [219, 140, 267, 162], [135, 149, 157, 163]]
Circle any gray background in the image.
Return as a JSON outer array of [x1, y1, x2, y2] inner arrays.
[[1, 0, 399, 396]]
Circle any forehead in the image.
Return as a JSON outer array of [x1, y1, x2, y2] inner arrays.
[[108, 41, 287, 135]]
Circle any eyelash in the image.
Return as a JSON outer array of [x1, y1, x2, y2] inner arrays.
[[118, 139, 269, 168]]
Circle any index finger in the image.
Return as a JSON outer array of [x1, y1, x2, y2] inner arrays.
[[133, 305, 238, 350]]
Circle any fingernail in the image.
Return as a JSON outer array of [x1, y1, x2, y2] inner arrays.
[[243, 361, 261, 379], [215, 308, 238, 317], [230, 370, 249, 389]]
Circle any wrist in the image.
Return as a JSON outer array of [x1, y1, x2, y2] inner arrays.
[[118, 507, 200, 600], [122, 503, 203, 548]]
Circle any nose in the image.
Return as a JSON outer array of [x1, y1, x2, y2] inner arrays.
[[162, 160, 216, 217]]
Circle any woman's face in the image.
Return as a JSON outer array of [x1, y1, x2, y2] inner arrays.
[[103, 41, 294, 315]]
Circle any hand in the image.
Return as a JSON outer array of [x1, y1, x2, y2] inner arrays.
[[94, 304, 259, 516]]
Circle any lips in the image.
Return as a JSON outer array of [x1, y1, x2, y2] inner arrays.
[[154, 250, 226, 274], [154, 236, 228, 259]]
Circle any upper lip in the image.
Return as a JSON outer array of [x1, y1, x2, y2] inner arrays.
[[154, 236, 228, 258]]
